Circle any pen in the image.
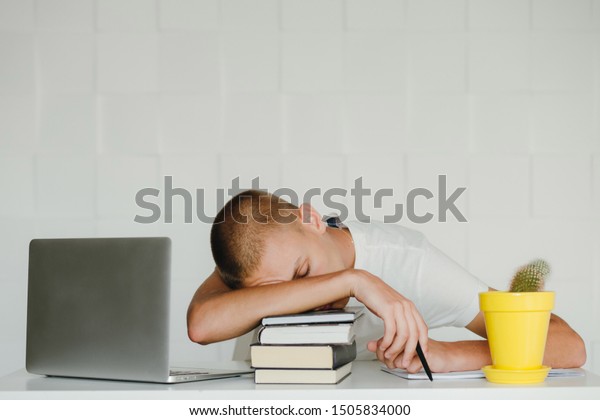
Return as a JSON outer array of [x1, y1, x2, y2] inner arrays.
[[416, 342, 433, 381]]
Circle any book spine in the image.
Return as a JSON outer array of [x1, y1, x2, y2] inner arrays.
[[257, 325, 265, 343], [331, 341, 357, 369]]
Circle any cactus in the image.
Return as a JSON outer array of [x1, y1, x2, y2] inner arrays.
[[508, 259, 550, 293]]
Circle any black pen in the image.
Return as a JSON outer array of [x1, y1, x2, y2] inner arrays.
[[416, 342, 433, 381]]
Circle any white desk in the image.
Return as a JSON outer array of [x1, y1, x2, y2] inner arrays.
[[1, 362, 599, 400]]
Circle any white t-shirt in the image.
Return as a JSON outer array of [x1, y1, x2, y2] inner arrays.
[[343, 220, 489, 359]]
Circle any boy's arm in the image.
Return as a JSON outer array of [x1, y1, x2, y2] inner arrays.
[[460, 311, 586, 368], [463, 288, 586, 369], [396, 289, 587, 372], [187, 267, 357, 344], [187, 268, 428, 368]]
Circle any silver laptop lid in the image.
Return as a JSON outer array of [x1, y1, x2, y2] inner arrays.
[[26, 237, 171, 382]]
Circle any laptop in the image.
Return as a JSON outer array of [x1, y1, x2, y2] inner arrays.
[[26, 237, 253, 383]]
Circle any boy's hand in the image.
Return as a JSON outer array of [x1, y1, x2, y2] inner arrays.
[[350, 269, 429, 370], [371, 338, 449, 373]]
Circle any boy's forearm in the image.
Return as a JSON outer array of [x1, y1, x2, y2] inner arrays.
[[436, 340, 491, 372], [187, 269, 356, 345], [542, 315, 586, 368], [439, 316, 586, 372]]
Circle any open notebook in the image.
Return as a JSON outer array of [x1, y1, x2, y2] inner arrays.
[[382, 366, 585, 380]]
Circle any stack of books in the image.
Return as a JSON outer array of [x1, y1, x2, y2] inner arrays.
[[251, 307, 364, 384]]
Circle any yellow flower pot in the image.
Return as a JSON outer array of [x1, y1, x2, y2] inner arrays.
[[479, 291, 554, 384]]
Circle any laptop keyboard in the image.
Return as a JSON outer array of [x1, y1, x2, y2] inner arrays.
[[170, 369, 210, 376]]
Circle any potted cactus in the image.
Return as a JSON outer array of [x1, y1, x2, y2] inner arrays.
[[479, 259, 555, 384]]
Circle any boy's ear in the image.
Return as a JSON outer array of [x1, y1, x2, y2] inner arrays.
[[297, 203, 326, 235]]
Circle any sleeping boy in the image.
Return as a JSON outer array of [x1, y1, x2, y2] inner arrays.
[[187, 190, 585, 372]]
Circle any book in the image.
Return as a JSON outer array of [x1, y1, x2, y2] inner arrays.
[[382, 367, 485, 380], [381, 366, 586, 380], [250, 342, 357, 369], [261, 307, 364, 326], [258, 323, 355, 345], [546, 368, 586, 377], [254, 362, 352, 384]]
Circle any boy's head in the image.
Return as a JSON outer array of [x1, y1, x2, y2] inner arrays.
[[210, 190, 352, 295], [210, 190, 299, 289]]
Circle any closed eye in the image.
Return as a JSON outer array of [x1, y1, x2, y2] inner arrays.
[[292, 260, 311, 280], [299, 264, 311, 278]]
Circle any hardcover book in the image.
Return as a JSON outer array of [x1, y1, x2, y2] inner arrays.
[[261, 307, 364, 326], [258, 323, 355, 345], [251, 342, 357, 369], [254, 362, 352, 384]]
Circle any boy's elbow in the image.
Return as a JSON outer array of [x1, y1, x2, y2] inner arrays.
[[187, 325, 211, 345], [186, 305, 215, 345], [187, 320, 217, 345], [557, 330, 587, 368], [549, 315, 587, 368], [571, 334, 587, 368]]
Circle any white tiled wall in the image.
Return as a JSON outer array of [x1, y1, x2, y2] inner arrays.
[[0, 0, 599, 376]]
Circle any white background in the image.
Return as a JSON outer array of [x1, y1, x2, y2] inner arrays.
[[0, 0, 599, 377]]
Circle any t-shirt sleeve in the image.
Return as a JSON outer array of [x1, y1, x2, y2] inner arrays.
[[416, 239, 489, 329]]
